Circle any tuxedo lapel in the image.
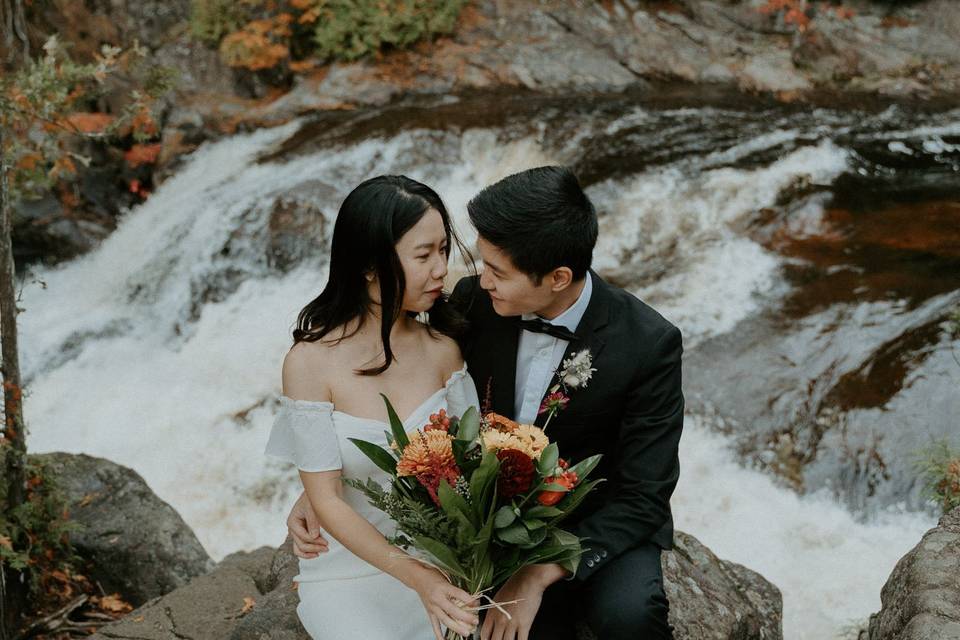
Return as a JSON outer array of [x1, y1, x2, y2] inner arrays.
[[534, 271, 610, 428], [488, 316, 520, 417]]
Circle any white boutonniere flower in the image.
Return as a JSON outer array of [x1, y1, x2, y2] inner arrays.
[[559, 349, 596, 390]]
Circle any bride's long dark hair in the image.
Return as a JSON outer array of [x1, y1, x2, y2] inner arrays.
[[293, 175, 471, 375]]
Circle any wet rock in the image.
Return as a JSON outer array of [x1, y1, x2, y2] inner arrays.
[[866, 506, 960, 640], [12, 194, 113, 268], [95, 533, 781, 640], [738, 51, 814, 93], [35, 453, 214, 606]]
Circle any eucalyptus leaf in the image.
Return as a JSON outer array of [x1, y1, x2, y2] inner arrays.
[[524, 505, 564, 519], [537, 443, 559, 475], [494, 505, 516, 529], [497, 522, 531, 545]]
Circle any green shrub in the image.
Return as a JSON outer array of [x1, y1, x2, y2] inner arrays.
[[191, 0, 468, 71], [0, 455, 81, 596], [308, 0, 468, 62], [915, 439, 960, 515], [190, 0, 257, 45]]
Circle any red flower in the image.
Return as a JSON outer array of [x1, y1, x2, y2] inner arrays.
[[537, 470, 579, 506], [417, 464, 462, 507], [538, 391, 570, 416], [496, 449, 536, 500]]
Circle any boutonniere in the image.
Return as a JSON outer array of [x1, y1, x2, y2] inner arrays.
[[538, 348, 596, 431]]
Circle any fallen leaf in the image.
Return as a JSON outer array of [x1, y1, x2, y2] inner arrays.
[[240, 596, 255, 615], [98, 594, 133, 614]]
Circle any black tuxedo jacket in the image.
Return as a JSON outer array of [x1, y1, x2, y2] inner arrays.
[[450, 271, 683, 582]]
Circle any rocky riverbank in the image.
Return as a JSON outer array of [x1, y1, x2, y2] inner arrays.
[[43, 452, 782, 640]]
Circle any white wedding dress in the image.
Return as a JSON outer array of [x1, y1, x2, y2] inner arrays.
[[265, 363, 480, 639]]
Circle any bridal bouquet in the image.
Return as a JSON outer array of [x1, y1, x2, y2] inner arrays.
[[345, 399, 602, 640]]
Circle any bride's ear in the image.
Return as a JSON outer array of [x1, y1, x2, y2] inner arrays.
[[365, 271, 376, 283]]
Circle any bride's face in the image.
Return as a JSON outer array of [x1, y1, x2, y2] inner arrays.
[[391, 207, 449, 313]]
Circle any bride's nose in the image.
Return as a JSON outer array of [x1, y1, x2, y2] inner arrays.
[[431, 256, 447, 280]]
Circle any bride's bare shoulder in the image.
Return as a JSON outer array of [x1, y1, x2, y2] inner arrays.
[[425, 329, 464, 378], [281, 339, 339, 401]]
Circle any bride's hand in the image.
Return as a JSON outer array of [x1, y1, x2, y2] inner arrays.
[[287, 491, 329, 558], [410, 566, 479, 639]]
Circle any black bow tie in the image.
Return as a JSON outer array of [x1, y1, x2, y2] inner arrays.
[[518, 318, 578, 342]]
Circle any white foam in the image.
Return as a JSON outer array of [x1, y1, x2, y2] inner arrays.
[[675, 417, 935, 640]]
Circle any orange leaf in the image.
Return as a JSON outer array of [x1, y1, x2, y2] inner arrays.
[[0, 535, 12, 550], [124, 143, 162, 168], [65, 112, 114, 134], [98, 594, 133, 614], [16, 152, 42, 171], [240, 596, 255, 614], [289, 59, 317, 72]]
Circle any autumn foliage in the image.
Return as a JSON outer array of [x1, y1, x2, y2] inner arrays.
[[757, 0, 857, 33], [191, 0, 468, 72]]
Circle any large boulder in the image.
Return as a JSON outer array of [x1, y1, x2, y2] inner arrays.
[[92, 531, 782, 640], [866, 506, 960, 640], [36, 453, 214, 606]]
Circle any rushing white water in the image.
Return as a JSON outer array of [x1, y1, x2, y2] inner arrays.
[[18, 113, 939, 639]]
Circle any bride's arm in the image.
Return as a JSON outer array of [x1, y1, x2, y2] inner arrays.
[[299, 471, 478, 639]]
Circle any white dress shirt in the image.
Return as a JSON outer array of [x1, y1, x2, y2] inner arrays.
[[514, 273, 594, 424]]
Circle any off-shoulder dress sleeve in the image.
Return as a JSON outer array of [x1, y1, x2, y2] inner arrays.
[[445, 365, 481, 420], [265, 397, 342, 472]]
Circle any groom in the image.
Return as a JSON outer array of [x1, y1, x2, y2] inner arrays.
[[287, 166, 683, 640]]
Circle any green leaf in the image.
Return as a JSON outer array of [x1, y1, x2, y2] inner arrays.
[[452, 439, 476, 469], [567, 454, 602, 480], [520, 526, 548, 549], [413, 535, 467, 580], [552, 479, 605, 520], [438, 479, 477, 533], [456, 406, 480, 442], [496, 522, 531, 545], [347, 438, 397, 476], [522, 518, 546, 531], [380, 394, 409, 450], [537, 443, 559, 475], [540, 482, 571, 492], [470, 450, 499, 512], [493, 505, 516, 529], [523, 505, 564, 519]]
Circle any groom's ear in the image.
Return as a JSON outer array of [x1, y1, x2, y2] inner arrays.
[[548, 267, 574, 292]]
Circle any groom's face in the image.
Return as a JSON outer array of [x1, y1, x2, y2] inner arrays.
[[476, 236, 557, 317]]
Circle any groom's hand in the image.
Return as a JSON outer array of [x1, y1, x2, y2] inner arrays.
[[287, 491, 329, 558], [480, 564, 567, 640]]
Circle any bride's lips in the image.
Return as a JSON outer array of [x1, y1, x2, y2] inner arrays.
[[426, 287, 443, 297]]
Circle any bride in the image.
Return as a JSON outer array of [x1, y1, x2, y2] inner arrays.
[[265, 175, 481, 639]]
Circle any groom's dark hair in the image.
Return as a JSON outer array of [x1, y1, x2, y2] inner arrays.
[[467, 166, 598, 284]]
